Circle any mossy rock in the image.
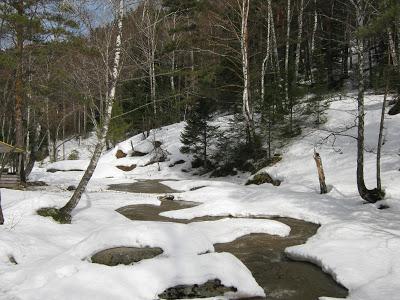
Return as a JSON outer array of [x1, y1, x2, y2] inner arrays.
[[245, 172, 281, 187], [159, 279, 237, 299], [91, 247, 163, 266], [37, 207, 71, 224]]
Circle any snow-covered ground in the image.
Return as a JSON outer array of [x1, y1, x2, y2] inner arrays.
[[1, 93, 400, 299]]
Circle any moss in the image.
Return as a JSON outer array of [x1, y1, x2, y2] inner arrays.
[[37, 207, 71, 224]]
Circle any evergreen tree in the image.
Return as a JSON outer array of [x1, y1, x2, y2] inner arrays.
[[180, 99, 217, 169]]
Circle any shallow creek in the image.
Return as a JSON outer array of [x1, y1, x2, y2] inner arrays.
[[110, 180, 348, 300]]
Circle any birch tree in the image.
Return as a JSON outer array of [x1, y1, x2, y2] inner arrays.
[[55, 0, 125, 223], [240, 0, 255, 142]]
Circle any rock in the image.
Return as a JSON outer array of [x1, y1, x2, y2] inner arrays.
[[189, 186, 206, 191], [67, 185, 76, 191], [169, 160, 185, 167], [8, 255, 17, 265], [91, 247, 163, 266], [26, 181, 48, 187], [47, 168, 83, 173], [245, 172, 281, 187], [158, 194, 175, 201], [115, 149, 127, 159], [158, 279, 237, 299], [210, 165, 238, 178], [153, 140, 162, 148], [144, 151, 168, 167], [134, 140, 154, 155], [116, 164, 137, 172], [131, 150, 147, 157], [388, 100, 400, 115]]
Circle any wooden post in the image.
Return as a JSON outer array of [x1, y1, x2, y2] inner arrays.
[[0, 189, 4, 225], [313, 150, 328, 194]]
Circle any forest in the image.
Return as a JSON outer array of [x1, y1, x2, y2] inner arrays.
[[0, 1, 400, 300]]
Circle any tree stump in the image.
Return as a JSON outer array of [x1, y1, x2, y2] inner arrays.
[[313, 150, 328, 194]]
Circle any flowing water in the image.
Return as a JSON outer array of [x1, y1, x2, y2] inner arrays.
[[111, 180, 348, 300]]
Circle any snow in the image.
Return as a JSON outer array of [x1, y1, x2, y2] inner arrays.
[[1, 93, 400, 299], [47, 160, 89, 172]]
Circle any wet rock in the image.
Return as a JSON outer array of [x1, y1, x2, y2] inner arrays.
[[116, 164, 137, 172], [158, 194, 175, 201], [91, 247, 163, 266], [169, 160, 185, 167], [245, 172, 281, 187], [158, 279, 237, 299], [67, 185, 76, 191], [115, 150, 127, 159]]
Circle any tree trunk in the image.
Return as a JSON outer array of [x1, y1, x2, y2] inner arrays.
[[15, 1, 25, 182], [285, 0, 291, 108], [310, 0, 318, 84], [313, 150, 327, 194], [0, 190, 4, 225], [294, 0, 304, 82], [353, 0, 382, 203], [267, 0, 280, 76], [240, 0, 255, 142], [261, 8, 272, 114], [59, 0, 125, 221], [377, 79, 388, 192]]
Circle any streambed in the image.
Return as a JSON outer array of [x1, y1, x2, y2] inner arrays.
[[111, 180, 347, 300]]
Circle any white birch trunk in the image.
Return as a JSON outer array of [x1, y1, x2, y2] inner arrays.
[[60, 0, 125, 219], [310, 0, 318, 83], [285, 0, 291, 109], [267, 0, 280, 75], [240, 0, 254, 139], [294, 0, 304, 82]]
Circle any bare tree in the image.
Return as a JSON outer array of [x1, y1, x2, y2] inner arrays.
[[57, 0, 125, 222]]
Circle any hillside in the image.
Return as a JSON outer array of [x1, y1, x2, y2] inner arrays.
[[0, 93, 399, 300]]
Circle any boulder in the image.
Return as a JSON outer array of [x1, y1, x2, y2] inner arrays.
[[115, 149, 127, 159], [66, 185, 76, 191], [134, 140, 154, 155], [388, 100, 400, 115], [116, 164, 137, 172], [158, 279, 237, 299], [91, 247, 163, 266], [245, 172, 281, 187]]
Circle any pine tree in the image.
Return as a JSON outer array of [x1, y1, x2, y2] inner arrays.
[[180, 99, 218, 169]]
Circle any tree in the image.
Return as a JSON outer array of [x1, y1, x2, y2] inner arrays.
[[351, 0, 384, 203], [39, 0, 126, 223], [0, 1, 77, 180], [180, 99, 217, 169]]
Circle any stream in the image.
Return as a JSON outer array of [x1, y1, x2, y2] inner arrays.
[[110, 180, 348, 300]]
